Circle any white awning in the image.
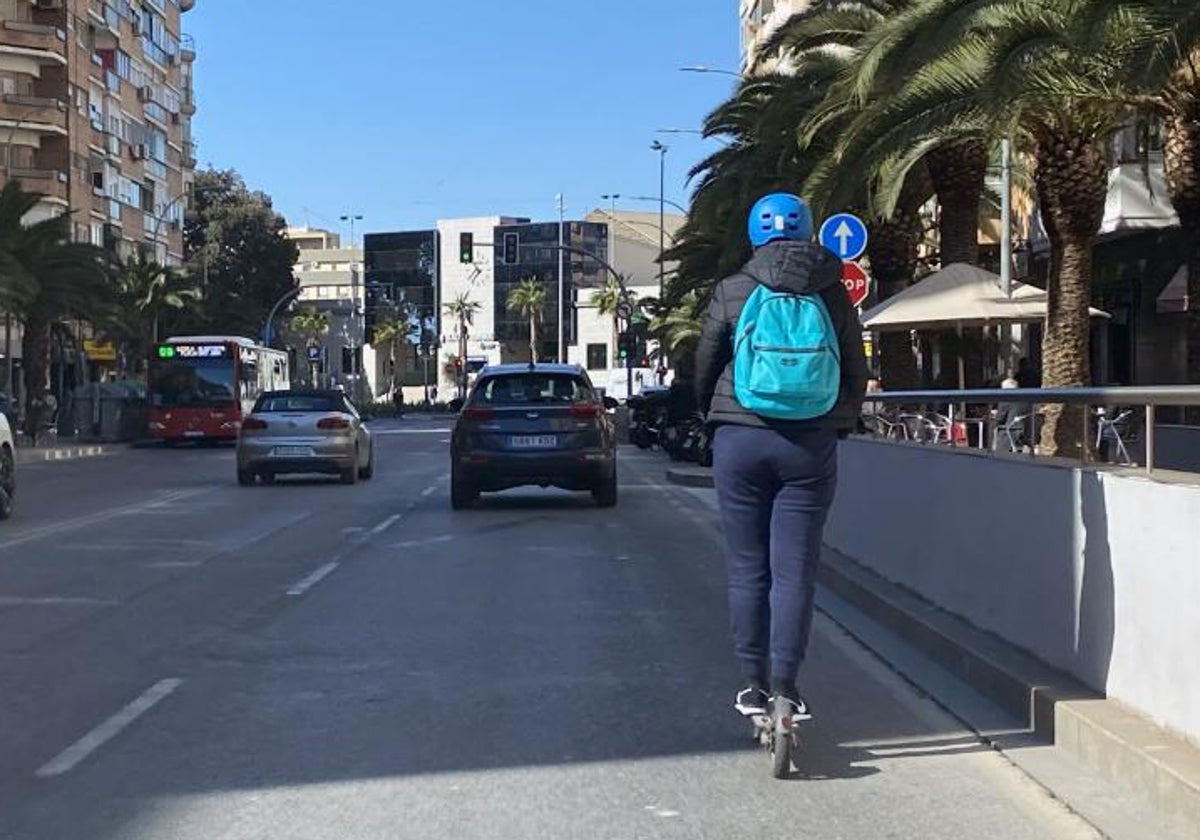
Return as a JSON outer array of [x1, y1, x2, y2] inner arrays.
[[861, 263, 1108, 331], [1157, 265, 1188, 314]]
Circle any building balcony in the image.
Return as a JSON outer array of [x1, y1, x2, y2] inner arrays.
[[180, 34, 195, 62], [180, 91, 196, 115], [4, 168, 69, 202], [181, 141, 197, 169], [181, 0, 195, 11], [0, 20, 68, 62], [0, 96, 67, 132]]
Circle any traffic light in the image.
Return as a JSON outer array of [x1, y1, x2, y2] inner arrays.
[[618, 331, 637, 364], [503, 232, 519, 265], [459, 232, 473, 264]]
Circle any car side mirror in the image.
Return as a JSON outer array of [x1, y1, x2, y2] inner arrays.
[[602, 396, 619, 411], [447, 398, 464, 413]]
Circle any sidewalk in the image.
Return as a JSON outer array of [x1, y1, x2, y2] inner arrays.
[[13, 442, 114, 467], [665, 461, 1200, 838]]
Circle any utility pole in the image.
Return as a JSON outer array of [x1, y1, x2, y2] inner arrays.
[[650, 141, 668, 300], [556, 193, 566, 364]]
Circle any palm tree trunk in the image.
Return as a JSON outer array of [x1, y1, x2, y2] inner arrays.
[[20, 319, 50, 438], [868, 187, 924, 390], [529, 316, 538, 362], [926, 139, 989, 267], [1032, 124, 1110, 457], [1161, 72, 1200, 421]]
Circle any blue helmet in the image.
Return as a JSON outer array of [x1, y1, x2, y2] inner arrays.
[[747, 192, 813, 248]]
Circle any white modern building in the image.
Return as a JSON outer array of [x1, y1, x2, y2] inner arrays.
[[284, 227, 377, 399], [436, 216, 528, 388]]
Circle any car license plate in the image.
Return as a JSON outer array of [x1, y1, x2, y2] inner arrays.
[[509, 435, 556, 449], [273, 445, 314, 457], [184, 431, 203, 438]]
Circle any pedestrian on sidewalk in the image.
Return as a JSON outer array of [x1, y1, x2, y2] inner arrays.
[[695, 192, 867, 721]]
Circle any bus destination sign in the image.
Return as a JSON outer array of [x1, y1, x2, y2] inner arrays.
[[156, 343, 231, 360]]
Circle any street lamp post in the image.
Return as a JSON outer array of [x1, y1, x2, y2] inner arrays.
[[556, 194, 565, 364], [340, 213, 364, 383], [679, 65, 742, 78], [650, 141, 668, 300], [628, 195, 688, 215], [600, 193, 620, 281]]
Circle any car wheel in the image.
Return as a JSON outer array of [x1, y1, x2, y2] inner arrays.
[[592, 470, 618, 508], [359, 449, 374, 480], [236, 466, 255, 487], [0, 447, 15, 520], [260, 471, 276, 485], [450, 473, 477, 510]]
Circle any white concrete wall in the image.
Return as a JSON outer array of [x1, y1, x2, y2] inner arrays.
[[825, 440, 1200, 746]]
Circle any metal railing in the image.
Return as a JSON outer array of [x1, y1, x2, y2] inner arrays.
[[863, 386, 1200, 475]]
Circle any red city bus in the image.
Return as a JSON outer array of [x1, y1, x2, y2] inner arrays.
[[148, 336, 290, 444]]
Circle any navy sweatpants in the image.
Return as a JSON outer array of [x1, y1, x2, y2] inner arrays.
[[712, 424, 838, 688]]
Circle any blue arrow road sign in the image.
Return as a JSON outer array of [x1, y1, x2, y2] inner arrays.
[[819, 213, 869, 261]]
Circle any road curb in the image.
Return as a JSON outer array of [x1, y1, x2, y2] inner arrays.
[[819, 547, 1200, 835], [14, 445, 112, 466], [665, 465, 715, 488]]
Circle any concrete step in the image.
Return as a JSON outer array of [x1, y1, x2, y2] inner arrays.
[[819, 547, 1200, 837]]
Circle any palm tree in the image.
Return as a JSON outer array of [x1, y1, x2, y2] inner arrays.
[[0, 183, 112, 436], [650, 291, 704, 358], [443, 292, 481, 396], [589, 277, 629, 369], [810, 0, 1142, 454], [114, 250, 200, 367], [1078, 0, 1200, 402], [507, 278, 547, 362], [290, 307, 331, 386], [372, 303, 417, 396]]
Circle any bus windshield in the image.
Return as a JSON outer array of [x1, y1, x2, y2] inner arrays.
[[149, 358, 237, 408]]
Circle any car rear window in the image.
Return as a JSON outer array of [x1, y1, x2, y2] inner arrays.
[[255, 394, 345, 413], [473, 374, 594, 406]]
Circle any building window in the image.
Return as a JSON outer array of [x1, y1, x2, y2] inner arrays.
[[587, 343, 607, 371]]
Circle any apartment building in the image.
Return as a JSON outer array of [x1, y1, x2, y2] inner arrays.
[[739, 0, 811, 73], [0, 0, 197, 263]]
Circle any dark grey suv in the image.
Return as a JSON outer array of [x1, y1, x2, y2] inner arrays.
[[450, 364, 618, 508]]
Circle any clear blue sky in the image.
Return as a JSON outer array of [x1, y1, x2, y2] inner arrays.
[[186, 0, 740, 241]]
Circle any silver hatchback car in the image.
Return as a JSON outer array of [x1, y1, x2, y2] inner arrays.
[[236, 390, 374, 485], [0, 410, 14, 520]]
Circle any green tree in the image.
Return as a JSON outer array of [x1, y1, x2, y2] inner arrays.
[[810, 0, 1141, 454], [112, 250, 200, 368], [507, 278, 547, 362], [290, 307, 330, 387], [0, 183, 112, 435], [443, 292, 481, 394], [372, 302, 417, 395], [589, 277, 630, 369], [176, 168, 299, 338]]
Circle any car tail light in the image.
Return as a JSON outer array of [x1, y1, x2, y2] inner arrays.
[[317, 416, 352, 430], [241, 417, 267, 431], [569, 404, 602, 419], [462, 407, 495, 421]]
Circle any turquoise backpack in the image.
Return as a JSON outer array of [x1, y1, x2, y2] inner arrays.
[[732, 283, 842, 420]]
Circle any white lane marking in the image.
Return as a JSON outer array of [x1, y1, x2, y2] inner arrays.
[[0, 596, 117, 607], [285, 561, 340, 596], [35, 678, 183, 778], [421, 485, 437, 498], [368, 514, 403, 537], [392, 535, 455, 549], [0, 489, 207, 552]]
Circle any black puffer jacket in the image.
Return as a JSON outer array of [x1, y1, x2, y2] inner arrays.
[[695, 240, 868, 437]]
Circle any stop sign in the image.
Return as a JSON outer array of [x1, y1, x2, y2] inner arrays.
[[841, 261, 871, 308]]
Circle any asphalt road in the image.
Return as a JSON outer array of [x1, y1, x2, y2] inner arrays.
[[0, 419, 1099, 840]]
